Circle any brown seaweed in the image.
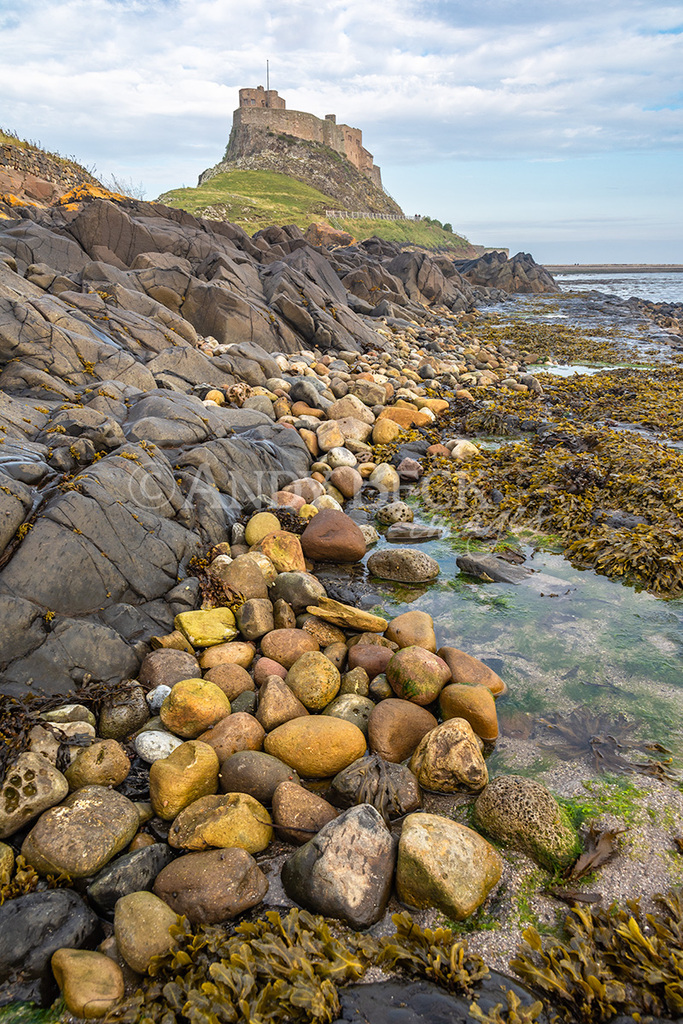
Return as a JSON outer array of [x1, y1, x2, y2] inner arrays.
[[537, 707, 676, 779], [511, 887, 683, 1021]]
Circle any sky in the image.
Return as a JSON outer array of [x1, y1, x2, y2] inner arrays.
[[1, 0, 682, 263]]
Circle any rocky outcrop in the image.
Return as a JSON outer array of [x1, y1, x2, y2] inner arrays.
[[198, 127, 402, 217], [0, 185, 557, 694], [455, 250, 559, 294]]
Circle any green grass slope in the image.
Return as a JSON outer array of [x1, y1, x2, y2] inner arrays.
[[158, 170, 337, 231], [158, 169, 475, 250], [327, 215, 474, 253]]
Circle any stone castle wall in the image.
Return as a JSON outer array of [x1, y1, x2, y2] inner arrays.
[[232, 92, 382, 188]]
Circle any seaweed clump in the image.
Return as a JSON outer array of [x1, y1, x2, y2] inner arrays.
[[471, 316, 638, 366], [511, 888, 683, 1021], [0, 855, 71, 906], [538, 708, 676, 780], [106, 908, 377, 1024], [376, 912, 489, 995], [104, 909, 509, 1024], [425, 421, 683, 596]]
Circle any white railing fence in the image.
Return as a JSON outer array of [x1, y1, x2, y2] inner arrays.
[[326, 210, 421, 221]]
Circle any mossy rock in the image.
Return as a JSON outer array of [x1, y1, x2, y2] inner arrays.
[[473, 775, 581, 870]]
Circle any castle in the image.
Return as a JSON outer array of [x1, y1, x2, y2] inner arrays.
[[233, 86, 383, 189]]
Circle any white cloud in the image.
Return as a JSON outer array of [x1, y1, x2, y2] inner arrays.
[[0, 0, 681, 259]]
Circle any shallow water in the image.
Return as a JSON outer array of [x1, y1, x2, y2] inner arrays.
[[555, 271, 683, 304], [352, 289, 683, 788], [355, 499, 683, 761]]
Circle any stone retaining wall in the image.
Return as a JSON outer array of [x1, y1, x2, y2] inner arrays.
[[0, 142, 98, 190]]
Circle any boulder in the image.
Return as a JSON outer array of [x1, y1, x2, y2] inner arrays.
[[219, 750, 299, 803], [386, 647, 451, 705], [384, 610, 436, 652], [135, 730, 184, 764], [114, 891, 178, 974], [409, 720, 488, 793], [436, 646, 507, 696], [203, 662, 255, 701], [198, 711, 265, 762], [98, 682, 150, 740], [396, 813, 502, 920], [51, 949, 124, 1019], [86, 843, 176, 917], [160, 678, 231, 738], [256, 676, 310, 731], [329, 466, 363, 498], [322, 694, 375, 735], [235, 598, 275, 640], [64, 740, 130, 791], [375, 500, 412, 525], [300, 510, 367, 563], [253, 657, 287, 684], [264, 716, 367, 778], [339, 666, 371, 696], [474, 775, 581, 870], [367, 549, 440, 584], [270, 571, 327, 614], [281, 805, 395, 929], [0, 752, 69, 839], [285, 651, 341, 710], [367, 700, 438, 763], [199, 641, 256, 670], [439, 684, 499, 741], [174, 608, 238, 647], [210, 555, 269, 600], [154, 848, 268, 924], [168, 792, 273, 853], [149, 740, 220, 820], [282, 477, 326, 503], [139, 649, 201, 689], [368, 465, 401, 494], [260, 628, 319, 668], [347, 644, 393, 680], [244, 511, 280, 546], [22, 786, 140, 878], [271, 781, 338, 844], [257, 530, 306, 572]]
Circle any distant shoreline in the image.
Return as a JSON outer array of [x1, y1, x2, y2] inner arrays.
[[545, 264, 683, 274]]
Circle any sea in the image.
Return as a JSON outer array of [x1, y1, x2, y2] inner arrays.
[[553, 270, 682, 304]]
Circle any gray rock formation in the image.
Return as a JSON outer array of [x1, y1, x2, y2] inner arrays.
[[0, 191, 556, 696]]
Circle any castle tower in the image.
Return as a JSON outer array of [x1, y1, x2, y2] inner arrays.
[[239, 86, 285, 109]]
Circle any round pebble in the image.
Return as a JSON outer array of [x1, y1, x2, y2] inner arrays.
[[135, 731, 184, 764], [146, 686, 172, 713]]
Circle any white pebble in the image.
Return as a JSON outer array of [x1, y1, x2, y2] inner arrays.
[[146, 685, 172, 713], [134, 730, 183, 764]]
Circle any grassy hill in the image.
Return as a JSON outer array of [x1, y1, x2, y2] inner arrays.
[[158, 169, 474, 251], [158, 171, 336, 231]]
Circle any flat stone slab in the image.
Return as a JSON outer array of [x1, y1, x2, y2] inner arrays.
[[456, 552, 533, 584]]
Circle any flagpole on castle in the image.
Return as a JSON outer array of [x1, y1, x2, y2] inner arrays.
[[266, 60, 269, 93]]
